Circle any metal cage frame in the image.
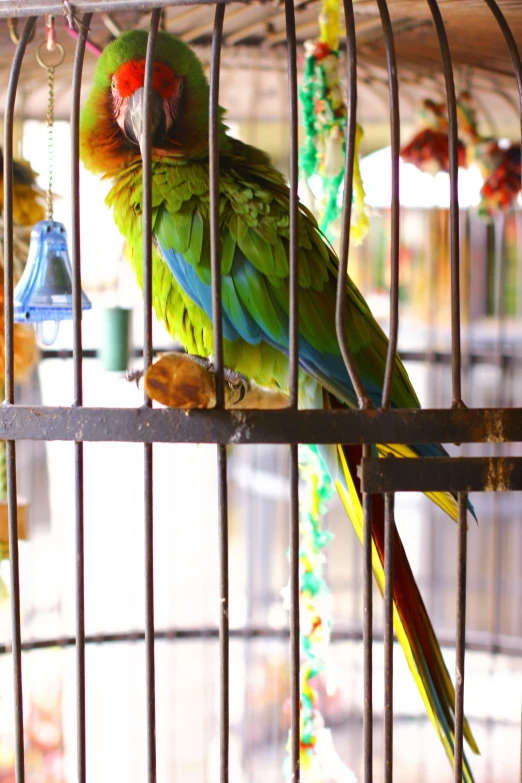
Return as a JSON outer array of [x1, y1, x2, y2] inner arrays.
[[1, 2, 522, 783]]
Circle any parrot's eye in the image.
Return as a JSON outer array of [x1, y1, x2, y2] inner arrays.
[[111, 77, 116, 92]]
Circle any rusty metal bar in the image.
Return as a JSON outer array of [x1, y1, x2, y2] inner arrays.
[[483, 1, 522, 143], [482, 8, 522, 747], [217, 443, 229, 783], [143, 11, 161, 783], [4, 20, 36, 405], [210, 3, 225, 408], [490, 214, 507, 648], [338, 0, 371, 409], [383, 492, 394, 783], [38, 345, 522, 368], [284, 1, 300, 781], [288, 443, 300, 783], [284, 3, 300, 779], [0, 0, 249, 17], [481, 7, 522, 694], [3, 17, 37, 783], [209, 8, 230, 783], [362, 456, 522, 493], [484, 27, 522, 685], [340, 4, 373, 777], [454, 493, 468, 782], [376, 0, 400, 410], [362, 483, 373, 783], [70, 13, 92, 783], [2, 624, 522, 657], [426, 0, 462, 407], [0, 406, 519, 444], [375, 5, 400, 777], [285, 0, 299, 410]]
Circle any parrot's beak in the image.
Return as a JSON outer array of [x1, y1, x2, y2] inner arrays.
[[125, 86, 165, 150]]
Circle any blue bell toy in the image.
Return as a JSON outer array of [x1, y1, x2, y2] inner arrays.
[[13, 28, 91, 346], [13, 220, 92, 344]]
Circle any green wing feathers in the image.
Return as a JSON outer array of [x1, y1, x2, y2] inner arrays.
[[106, 147, 420, 409]]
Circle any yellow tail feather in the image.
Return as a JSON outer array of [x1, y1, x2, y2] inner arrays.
[[336, 445, 479, 781]]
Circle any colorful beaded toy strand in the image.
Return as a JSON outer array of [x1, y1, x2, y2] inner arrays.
[[299, 0, 368, 245]]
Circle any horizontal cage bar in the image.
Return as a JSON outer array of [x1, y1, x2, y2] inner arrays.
[[2, 626, 522, 658], [0, 406, 520, 444], [362, 456, 522, 493], [0, 0, 257, 19]]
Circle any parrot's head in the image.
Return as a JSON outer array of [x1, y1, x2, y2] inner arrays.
[[110, 58, 184, 149], [80, 31, 223, 174]]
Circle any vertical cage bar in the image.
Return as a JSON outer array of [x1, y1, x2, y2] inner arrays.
[[285, 0, 299, 409], [284, 2, 300, 781], [210, 3, 226, 408], [483, 12, 522, 682], [217, 443, 229, 783], [288, 443, 300, 783], [519, 708, 522, 783], [142, 11, 161, 783], [376, 0, 400, 409], [374, 7, 399, 773], [341, 6, 373, 776], [338, 0, 371, 408], [490, 215, 506, 647], [209, 8, 229, 783], [362, 487, 373, 783], [70, 14, 92, 783], [454, 492, 468, 782], [4, 17, 36, 404], [335, 10, 373, 772], [482, 1, 522, 146], [477, 0, 522, 757], [3, 18, 36, 783], [426, 0, 462, 407], [383, 493, 394, 783]]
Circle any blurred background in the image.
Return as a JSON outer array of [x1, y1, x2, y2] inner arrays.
[[0, 4, 521, 782]]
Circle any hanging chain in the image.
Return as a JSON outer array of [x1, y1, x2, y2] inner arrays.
[[36, 17, 65, 223], [46, 64, 55, 221]]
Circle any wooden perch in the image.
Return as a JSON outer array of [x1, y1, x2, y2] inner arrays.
[[145, 353, 289, 410]]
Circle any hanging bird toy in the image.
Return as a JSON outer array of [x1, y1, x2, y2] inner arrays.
[[13, 16, 91, 345], [282, 447, 357, 783], [457, 91, 522, 219], [401, 91, 521, 219], [400, 97, 467, 173], [299, 0, 368, 244]]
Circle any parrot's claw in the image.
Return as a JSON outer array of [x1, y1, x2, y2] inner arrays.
[[223, 369, 250, 404], [185, 353, 250, 402], [126, 368, 144, 387], [185, 353, 213, 372]]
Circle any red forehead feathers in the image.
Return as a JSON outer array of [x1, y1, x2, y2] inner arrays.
[[113, 60, 180, 99]]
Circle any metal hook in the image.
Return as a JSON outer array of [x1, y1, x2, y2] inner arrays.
[[62, 0, 76, 29], [45, 14, 56, 51], [7, 17, 36, 46]]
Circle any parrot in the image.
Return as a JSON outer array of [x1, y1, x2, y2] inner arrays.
[[0, 151, 43, 562], [0, 149, 42, 381], [80, 31, 479, 780]]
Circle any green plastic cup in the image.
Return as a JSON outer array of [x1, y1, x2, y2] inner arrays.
[[100, 306, 131, 372]]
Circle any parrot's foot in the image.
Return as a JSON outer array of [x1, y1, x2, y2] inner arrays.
[[185, 354, 250, 403], [126, 368, 144, 387]]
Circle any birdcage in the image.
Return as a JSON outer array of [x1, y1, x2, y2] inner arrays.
[[0, 2, 521, 783]]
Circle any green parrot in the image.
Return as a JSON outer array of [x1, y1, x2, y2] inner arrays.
[[80, 31, 479, 779]]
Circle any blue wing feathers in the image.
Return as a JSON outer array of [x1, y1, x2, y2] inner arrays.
[[157, 241, 474, 496], [158, 240, 409, 412]]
